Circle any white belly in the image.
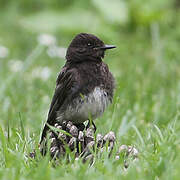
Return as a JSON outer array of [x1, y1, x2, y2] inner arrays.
[[57, 87, 110, 123]]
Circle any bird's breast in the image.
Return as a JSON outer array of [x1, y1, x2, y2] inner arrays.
[[56, 87, 111, 124]]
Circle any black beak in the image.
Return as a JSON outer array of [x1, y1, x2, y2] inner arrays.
[[100, 45, 116, 50]]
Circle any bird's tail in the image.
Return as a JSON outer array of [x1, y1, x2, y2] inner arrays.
[[39, 124, 50, 155], [39, 124, 49, 144]]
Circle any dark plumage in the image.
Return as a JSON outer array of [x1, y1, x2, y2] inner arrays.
[[40, 33, 116, 143]]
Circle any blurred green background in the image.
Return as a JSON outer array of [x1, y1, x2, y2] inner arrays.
[[0, 0, 180, 179]]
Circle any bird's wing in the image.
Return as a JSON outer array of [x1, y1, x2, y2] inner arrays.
[[40, 67, 80, 142], [48, 68, 73, 121]]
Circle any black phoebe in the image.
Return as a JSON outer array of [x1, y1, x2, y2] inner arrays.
[[40, 33, 116, 143]]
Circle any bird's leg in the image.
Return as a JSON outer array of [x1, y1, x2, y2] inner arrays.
[[86, 120, 96, 132], [75, 123, 85, 131]]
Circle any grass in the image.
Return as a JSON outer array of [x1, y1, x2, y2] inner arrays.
[[0, 2, 180, 179]]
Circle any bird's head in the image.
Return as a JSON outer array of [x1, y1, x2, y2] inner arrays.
[[66, 33, 116, 63]]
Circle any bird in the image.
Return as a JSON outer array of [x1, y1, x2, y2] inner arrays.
[[40, 33, 116, 144]]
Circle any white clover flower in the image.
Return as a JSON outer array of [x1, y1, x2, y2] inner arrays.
[[0, 45, 9, 58], [37, 34, 56, 46], [42, 95, 50, 103], [56, 47, 67, 59], [8, 59, 23, 72], [47, 45, 67, 59], [31, 67, 51, 81], [46, 45, 57, 58], [40, 67, 51, 80]]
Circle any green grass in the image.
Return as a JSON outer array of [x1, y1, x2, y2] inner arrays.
[[1, 1, 180, 179]]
